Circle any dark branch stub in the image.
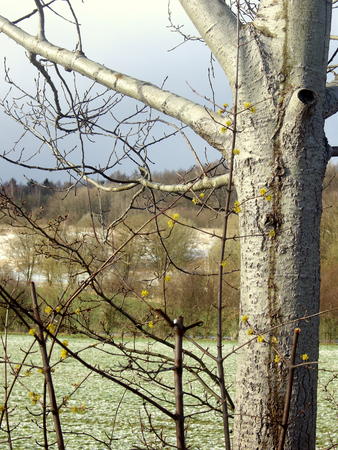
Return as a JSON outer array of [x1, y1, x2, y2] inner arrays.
[[297, 89, 316, 105], [330, 146, 338, 157]]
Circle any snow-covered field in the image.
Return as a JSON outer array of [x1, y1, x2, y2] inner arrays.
[[0, 232, 16, 266], [0, 228, 222, 288], [0, 228, 220, 267], [0, 335, 336, 449]]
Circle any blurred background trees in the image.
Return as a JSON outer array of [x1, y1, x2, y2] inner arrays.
[[1, 163, 336, 340]]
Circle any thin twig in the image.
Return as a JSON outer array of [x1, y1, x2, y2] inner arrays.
[[31, 282, 65, 450]]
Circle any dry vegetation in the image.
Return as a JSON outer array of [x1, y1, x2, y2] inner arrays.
[[1, 164, 337, 341]]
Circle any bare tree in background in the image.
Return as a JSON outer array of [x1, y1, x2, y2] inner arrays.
[[0, 0, 338, 449]]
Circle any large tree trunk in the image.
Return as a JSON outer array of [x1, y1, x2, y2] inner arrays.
[[233, 106, 327, 449], [232, 1, 331, 447]]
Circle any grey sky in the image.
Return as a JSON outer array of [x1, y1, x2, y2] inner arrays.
[[0, 1, 337, 182]]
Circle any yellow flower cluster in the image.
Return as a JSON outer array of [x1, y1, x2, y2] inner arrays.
[[274, 354, 281, 363], [199, 192, 205, 199], [37, 367, 54, 374], [243, 101, 256, 113], [217, 103, 229, 115], [219, 117, 232, 134], [148, 321, 154, 328], [192, 197, 200, 205], [268, 229, 276, 239], [44, 305, 53, 315], [44, 305, 62, 314], [232, 148, 240, 155], [47, 323, 56, 334], [233, 201, 241, 213], [28, 328, 36, 336], [168, 212, 181, 228], [301, 353, 309, 361], [60, 349, 69, 360], [259, 187, 273, 202], [241, 315, 249, 323], [257, 335, 265, 343], [220, 260, 228, 268], [28, 391, 41, 405], [141, 289, 149, 298], [164, 274, 171, 282]]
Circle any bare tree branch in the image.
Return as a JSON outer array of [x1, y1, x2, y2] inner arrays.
[[0, 14, 228, 151], [83, 172, 230, 193], [324, 80, 338, 118], [330, 146, 338, 157], [11, 0, 57, 25], [179, 0, 238, 83], [5, 117, 230, 192], [33, 0, 46, 40]]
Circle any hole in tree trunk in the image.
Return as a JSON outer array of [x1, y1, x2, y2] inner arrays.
[[297, 89, 316, 105]]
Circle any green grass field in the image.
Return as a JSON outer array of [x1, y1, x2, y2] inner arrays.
[[0, 335, 337, 449]]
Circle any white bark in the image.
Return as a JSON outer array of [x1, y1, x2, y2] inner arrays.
[[179, 0, 238, 83], [231, 1, 332, 448], [0, 14, 228, 151], [83, 173, 230, 193]]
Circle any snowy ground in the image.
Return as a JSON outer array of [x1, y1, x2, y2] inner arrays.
[[0, 232, 16, 266], [0, 228, 221, 274]]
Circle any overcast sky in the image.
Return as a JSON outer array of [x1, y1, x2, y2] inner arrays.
[[0, 1, 337, 182]]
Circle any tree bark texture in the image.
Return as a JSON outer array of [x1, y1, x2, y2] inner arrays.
[[230, 1, 332, 448]]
